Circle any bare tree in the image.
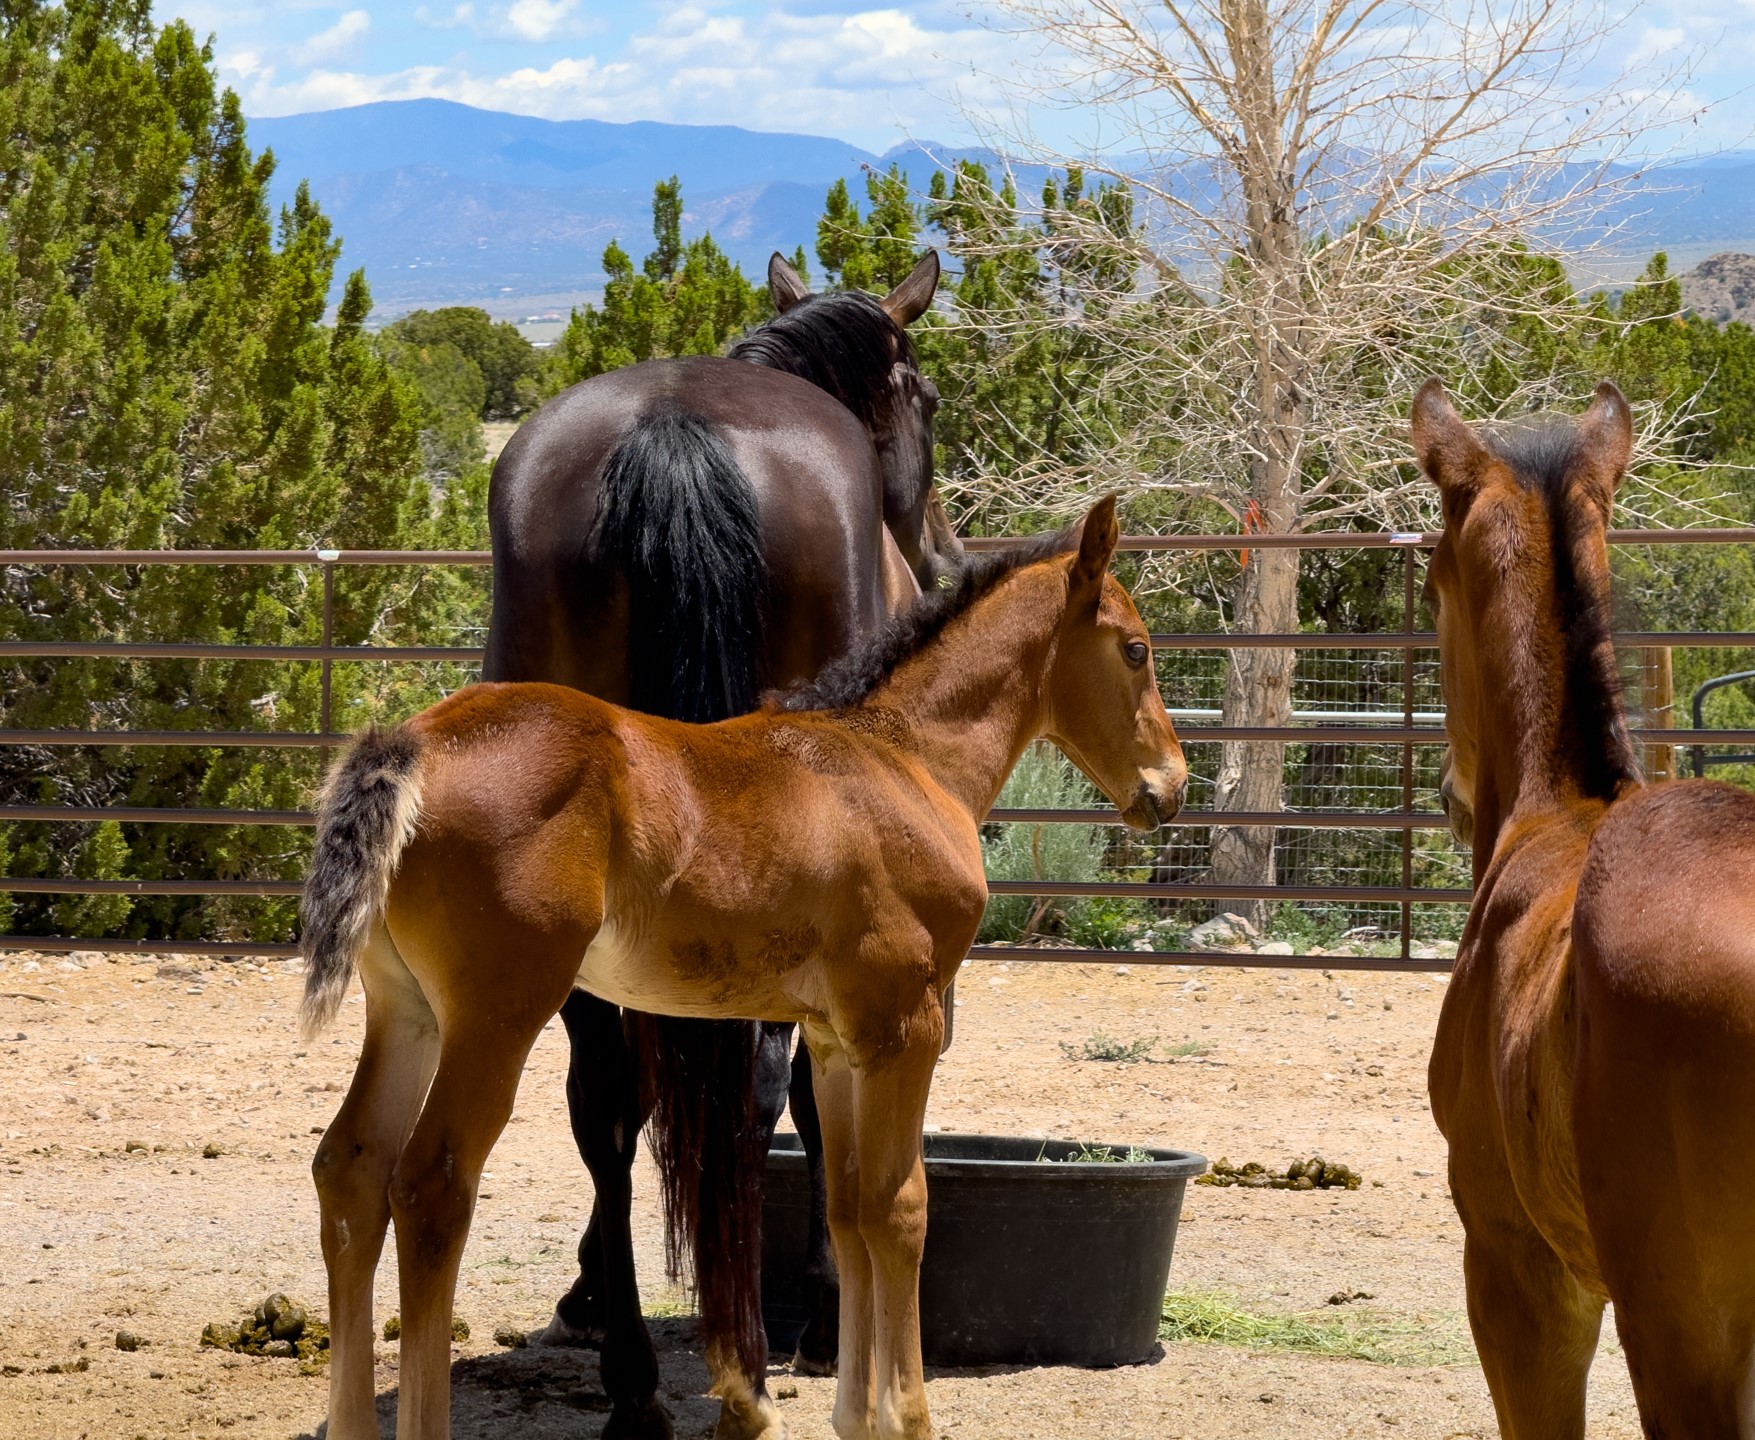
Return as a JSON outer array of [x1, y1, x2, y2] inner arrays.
[[946, 0, 1702, 920]]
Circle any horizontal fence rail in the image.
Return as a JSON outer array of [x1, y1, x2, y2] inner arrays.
[[5, 529, 1753, 969]]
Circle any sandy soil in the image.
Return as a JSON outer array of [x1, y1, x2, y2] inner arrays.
[[0, 950, 1645, 1440]]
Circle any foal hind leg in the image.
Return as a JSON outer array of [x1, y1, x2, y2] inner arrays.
[[788, 1037, 840, 1376], [312, 929, 439, 1440], [389, 1007, 560, 1440], [1458, 1197, 1603, 1440]]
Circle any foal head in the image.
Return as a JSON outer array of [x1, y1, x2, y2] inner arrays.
[[1411, 379, 1639, 846], [1044, 497, 1189, 831], [750, 250, 961, 589]]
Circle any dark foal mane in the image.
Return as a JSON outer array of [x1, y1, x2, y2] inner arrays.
[[1482, 419, 1642, 796], [728, 290, 914, 429], [767, 528, 1079, 713]]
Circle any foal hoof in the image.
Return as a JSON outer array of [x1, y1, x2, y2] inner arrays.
[[603, 1397, 674, 1440], [527, 1308, 604, 1350], [713, 1399, 787, 1440]]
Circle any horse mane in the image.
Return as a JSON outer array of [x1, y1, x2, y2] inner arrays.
[[1482, 419, 1642, 796], [767, 527, 1079, 713], [728, 290, 914, 430]]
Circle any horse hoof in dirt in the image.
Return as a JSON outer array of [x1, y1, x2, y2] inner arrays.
[[789, 1348, 836, 1378], [602, 1396, 676, 1440], [789, 1324, 837, 1377], [527, 1309, 603, 1350], [712, 1402, 787, 1440]]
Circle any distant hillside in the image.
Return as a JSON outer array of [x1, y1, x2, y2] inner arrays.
[[247, 100, 1755, 315], [1683, 253, 1755, 326], [248, 100, 1009, 312]]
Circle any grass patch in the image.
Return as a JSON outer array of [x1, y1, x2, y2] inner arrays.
[[1159, 1291, 1474, 1367], [1044, 1143, 1155, 1164], [1162, 1039, 1210, 1058], [1059, 1030, 1157, 1063]]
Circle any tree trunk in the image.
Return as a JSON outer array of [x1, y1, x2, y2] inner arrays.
[[1211, 514, 1298, 929], [1208, 0, 1306, 930]]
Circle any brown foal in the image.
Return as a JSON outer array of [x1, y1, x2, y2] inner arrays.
[[1416, 379, 1755, 1437], [300, 496, 1186, 1440]]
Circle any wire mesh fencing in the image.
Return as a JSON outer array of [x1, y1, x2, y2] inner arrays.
[[4, 531, 1754, 972]]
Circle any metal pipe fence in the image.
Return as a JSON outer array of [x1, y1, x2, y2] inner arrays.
[[4, 530, 1753, 971]]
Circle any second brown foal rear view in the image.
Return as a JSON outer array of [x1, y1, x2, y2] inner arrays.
[[1416, 380, 1755, 1437], [299, 497, 1185, 1440]]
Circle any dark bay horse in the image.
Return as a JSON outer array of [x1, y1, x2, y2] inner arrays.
[[479, 250, 958, 1438], [1415, 378, 1755, 1436], [300, 496, 1187, 1440]]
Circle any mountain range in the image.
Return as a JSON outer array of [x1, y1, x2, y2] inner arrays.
[[249, 99, 997, 314], [246, 99, 1755, 317]]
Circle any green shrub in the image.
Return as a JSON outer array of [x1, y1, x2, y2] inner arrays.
[[978, 745, 1149, 946]]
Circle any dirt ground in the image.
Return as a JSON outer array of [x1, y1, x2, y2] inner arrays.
[[0, 948, 1645, 1440]]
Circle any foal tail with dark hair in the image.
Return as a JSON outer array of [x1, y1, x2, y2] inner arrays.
[[595, 406, 773, 1382], [298, 727, 425, 1038]]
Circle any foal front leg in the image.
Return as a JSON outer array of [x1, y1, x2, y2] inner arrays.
[[812, 1043, 876, 1440], [849, 1041, 936, 1440]]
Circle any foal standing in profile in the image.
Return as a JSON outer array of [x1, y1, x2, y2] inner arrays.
[[1415, 379, 1755, 1437], [300, 497, 1186, 1440]]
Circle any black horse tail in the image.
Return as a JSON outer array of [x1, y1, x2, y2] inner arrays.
[[594, 406, 768, 721], [594, 406, 772, 1382]]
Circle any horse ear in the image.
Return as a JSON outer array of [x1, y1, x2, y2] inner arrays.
[[880, 250, 940, 326], [1072, 495, 1120, 594], [1575, 380, 1633, 500], [1410, 378, 1489, 495], [768, 252, 811, 313]]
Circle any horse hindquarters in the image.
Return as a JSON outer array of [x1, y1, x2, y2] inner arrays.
[[1439, 1075, 1604, 1438], [1429, 942, 1604, 1440], [1573, 792, 1755, 1435]]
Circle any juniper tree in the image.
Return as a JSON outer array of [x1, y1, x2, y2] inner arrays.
[[0, 0, 484, 943]]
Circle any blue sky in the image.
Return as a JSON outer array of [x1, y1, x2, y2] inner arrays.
[[170, 0, 1755, 157]]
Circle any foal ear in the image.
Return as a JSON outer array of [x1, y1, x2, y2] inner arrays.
[[1410, 378, 1489, 495], [768, 252, 811, 313], [1072, 495, 1120, 593], [880, 250, 940, 326], [1575, 380, 1633, 500]]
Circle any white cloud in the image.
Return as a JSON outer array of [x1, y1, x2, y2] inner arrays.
[[232, 2, 1014, 148], [503, 0, 576, 42], [291, 9, 371, 65], [412, 0, 595, 42]]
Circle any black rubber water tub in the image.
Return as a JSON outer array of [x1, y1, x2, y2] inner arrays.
[[761, 1132, 1207, 1367]]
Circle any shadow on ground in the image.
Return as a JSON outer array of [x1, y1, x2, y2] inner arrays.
[[300, 1318, 728, 1439]]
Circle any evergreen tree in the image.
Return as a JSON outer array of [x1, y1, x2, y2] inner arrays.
[[381, 306, 536, 419], [542, 178, 769, 392], [0, 0, 487, 943]]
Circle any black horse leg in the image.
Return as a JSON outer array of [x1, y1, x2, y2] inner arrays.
[[786, 1037, 841, 1376], [545, 990, 672, 1439], [540, 1199, 608, 1346]]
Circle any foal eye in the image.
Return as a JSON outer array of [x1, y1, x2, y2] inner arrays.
[[1125, 641, 1149, 666]]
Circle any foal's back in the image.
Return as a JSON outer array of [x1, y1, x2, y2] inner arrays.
[[1571, 779, 1755, 1426]]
